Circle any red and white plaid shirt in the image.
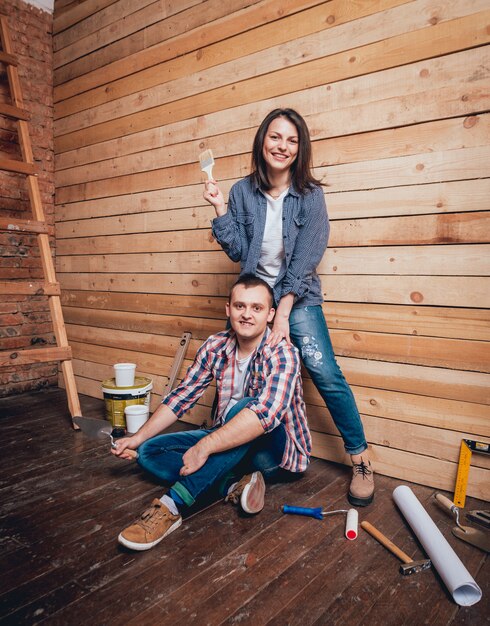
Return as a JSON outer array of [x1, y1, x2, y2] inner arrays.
[[162, 328, 311, 472]]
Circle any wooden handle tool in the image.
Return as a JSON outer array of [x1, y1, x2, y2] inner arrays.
[[361, 521, 431, 575]]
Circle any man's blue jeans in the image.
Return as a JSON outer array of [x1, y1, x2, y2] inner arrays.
[[137, 398, 291, 511], [289, 305, 367, 455]]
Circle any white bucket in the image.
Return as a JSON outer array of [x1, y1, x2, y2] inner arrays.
[[102, 376, 152, 429], [114, 362, 136, 387], [125, 404, 149, 434]]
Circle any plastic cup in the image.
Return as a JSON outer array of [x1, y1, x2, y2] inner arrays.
[[124, 404, 149, 433], [114, 363, 136, 387]]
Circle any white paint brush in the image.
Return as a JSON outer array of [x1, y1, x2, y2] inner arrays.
[[199, 149, 215, 180]]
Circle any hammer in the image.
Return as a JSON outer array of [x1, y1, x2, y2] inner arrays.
[[361, 521, 431, 575]]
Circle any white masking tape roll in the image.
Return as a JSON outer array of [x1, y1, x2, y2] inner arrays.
[[345, 508, 358, 540], [393, 485, 482, 606]]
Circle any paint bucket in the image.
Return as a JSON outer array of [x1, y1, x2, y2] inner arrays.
[[101, 376, 152, 429]]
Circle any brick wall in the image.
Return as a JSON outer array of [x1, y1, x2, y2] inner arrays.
[[0, 0, 56, 396]]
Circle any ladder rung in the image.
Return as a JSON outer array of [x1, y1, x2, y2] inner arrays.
[[0, 157, 36, 176], [0, 346, 72, 367], [0, 281, 60, 295], [0, 217, 53, 235], [0, 102, 29, 120], [0, 50, 17, 66]]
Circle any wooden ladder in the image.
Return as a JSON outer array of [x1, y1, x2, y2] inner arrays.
[[0, 14, 81, 424]]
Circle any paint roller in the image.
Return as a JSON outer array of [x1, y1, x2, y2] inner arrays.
[[281, 505, 358, 540]]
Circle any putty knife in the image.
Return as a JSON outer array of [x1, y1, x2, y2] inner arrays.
[[435, 493, 490, 553], [73, 416, 138, 459]]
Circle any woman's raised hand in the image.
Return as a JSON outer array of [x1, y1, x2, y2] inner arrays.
[[203, 178, 226, 216]]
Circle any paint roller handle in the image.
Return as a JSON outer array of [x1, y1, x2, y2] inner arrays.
[[282, 505, 324, 520], [361, 521, 413, 564]]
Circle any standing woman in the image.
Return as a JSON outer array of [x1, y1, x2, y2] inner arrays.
[[203, 108, 374, 506]]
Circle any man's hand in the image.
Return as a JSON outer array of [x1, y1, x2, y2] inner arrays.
[[109, 404, 178, 460], [110, 435, 139, 460], [180, 441, 209, 476], [178, 409, 264, 477]]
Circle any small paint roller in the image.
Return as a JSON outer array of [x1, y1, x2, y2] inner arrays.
[[282, 505, 358, 540], [345, 508, 358, 540]]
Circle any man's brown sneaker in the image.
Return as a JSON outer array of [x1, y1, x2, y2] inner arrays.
[[225, 471, 265, 514], [348, 458, 374, 507], [118, 499, 182, 551]]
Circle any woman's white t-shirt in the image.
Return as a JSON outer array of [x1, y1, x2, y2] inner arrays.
[[256, 189, 288, 288]]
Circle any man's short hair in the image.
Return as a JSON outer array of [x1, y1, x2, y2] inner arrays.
[[229, 274, 274, 307]]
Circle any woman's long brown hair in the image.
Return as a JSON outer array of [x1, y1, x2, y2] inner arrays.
[[251, 108, 323, 193]]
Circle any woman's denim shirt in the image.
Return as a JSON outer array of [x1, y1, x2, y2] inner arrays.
[[212, 176, 330, 307]]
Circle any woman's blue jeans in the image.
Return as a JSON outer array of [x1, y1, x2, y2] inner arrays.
[[289, 305, 367, 455], [137, 398, 292, 512]]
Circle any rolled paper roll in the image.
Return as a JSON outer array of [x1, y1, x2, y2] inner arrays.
[[393, 485, 482, 606], [345, 508, 358, 540]]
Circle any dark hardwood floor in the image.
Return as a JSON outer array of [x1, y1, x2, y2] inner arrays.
[[0, 387, 488, 625]]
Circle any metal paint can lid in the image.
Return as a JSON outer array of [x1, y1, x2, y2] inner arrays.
[[101, 376, 153, 394]]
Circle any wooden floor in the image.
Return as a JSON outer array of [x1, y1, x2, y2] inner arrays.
[[0, 388, 488, 625]]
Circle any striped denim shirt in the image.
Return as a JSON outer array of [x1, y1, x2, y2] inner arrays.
[[212, 176, 330, 307], [162, 327, 311, 472]]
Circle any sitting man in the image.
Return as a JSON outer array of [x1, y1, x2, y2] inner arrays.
[[112, 274, 311, 551]]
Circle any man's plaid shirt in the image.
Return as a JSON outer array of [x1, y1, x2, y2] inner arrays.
[[162, 327, 311, 472]]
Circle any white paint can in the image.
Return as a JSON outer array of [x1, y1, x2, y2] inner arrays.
[[113, 362, 136, 387], [125, 404, 150, 434]]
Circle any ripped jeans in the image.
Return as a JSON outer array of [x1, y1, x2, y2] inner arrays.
[[289, 305, 367, 455]]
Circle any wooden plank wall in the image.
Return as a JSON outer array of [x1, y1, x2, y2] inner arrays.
[[52, 0, 490, 500]]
